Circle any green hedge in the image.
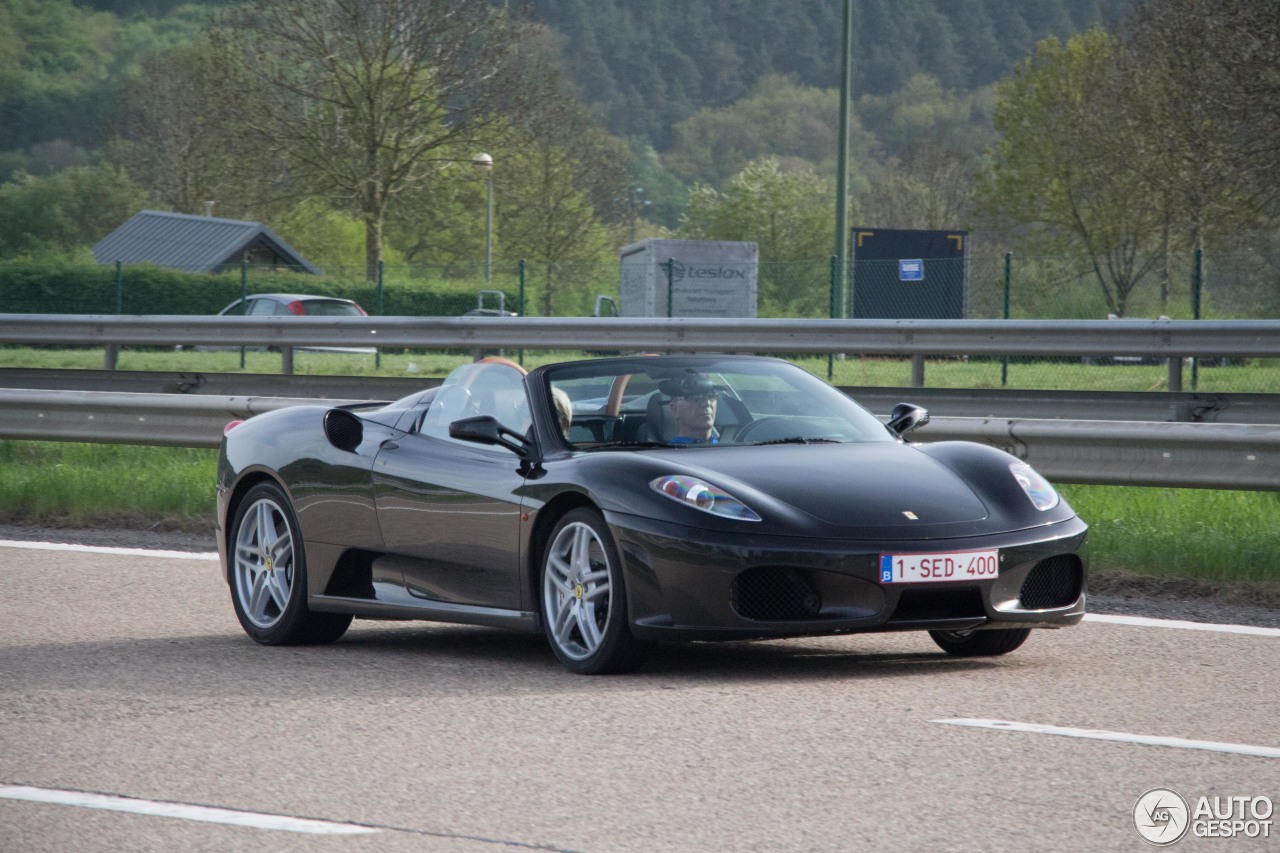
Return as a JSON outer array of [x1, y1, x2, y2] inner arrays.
[[0, 260, 508, 317]]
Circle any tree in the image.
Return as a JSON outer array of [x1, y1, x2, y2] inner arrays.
[[487, 25, 628, 316], [0, 164, 148, 258], [664, 75, 871, 189], [1120, 0, 1280, 311], [856, 142, 976, 231], [232, 0, 528, 280], [979, 31, 1163, 317], [678, 157, 833, 316], [115, 34, 274, 218]]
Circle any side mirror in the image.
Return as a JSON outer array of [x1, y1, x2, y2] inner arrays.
[[449, 415, 530, 457], [886, 403, 930, 437]]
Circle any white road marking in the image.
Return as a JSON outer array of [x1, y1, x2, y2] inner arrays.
[[2, 540, 1277, 637], [0, 539, 218, 561], [932, 719, 1280, 759], [0, 785, 378, 835], [1084, 612, 1280, 637]]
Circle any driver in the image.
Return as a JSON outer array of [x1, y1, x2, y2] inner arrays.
[[660, 375, 719, 445]]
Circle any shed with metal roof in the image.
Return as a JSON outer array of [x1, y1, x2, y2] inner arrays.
[[92, 210, 321, 275]]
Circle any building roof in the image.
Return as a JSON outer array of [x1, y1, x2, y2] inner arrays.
[[92, 210, 321, 275]]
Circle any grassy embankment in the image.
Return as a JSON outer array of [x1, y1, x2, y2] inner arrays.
[[1, 347, 1276, 600]]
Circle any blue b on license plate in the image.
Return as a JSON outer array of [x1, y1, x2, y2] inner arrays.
[[879, 549, 999, 583]]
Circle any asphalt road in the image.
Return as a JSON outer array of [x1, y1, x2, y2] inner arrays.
[[1, 540, 1277, 852]]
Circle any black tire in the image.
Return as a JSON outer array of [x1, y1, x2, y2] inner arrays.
[[929, 627, 1031, 657], [540, 508, 649, 674], [228, 482, 352, 645]]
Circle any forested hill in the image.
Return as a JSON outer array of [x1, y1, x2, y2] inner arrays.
[[69, 0, 1135, 152], [524, 0, 1134, 147]]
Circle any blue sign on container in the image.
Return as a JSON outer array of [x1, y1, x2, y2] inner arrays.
[[899, 259, 924, 281]]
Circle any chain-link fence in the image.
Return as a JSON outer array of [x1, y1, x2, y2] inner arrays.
[[2, 252, 1276, 392]]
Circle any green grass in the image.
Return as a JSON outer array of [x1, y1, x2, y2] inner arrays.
[[3, 346, 1277, 393], [1, 440, 1276, 593], [1058, 484, 1280, 585], [0, 441, 217, 530]]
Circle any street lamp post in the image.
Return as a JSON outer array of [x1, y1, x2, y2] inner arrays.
[[472, 153, 493, 282]]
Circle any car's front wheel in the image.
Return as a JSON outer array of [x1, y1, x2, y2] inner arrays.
[[540, 508, 648, 674], [929, 627, 1031, 657], [229, 482, 352, 645]]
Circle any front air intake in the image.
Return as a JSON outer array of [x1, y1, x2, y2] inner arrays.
[[732, 567, 823, 621], [1019, 555, 1083, 609]]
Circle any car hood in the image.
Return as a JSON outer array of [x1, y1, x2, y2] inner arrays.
[[639, 442, 1000, 539]]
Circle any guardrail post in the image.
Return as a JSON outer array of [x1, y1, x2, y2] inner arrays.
[[1168, 357, 1182, 394], [911, 354, 925, 387], [282, 346, 294, 375]]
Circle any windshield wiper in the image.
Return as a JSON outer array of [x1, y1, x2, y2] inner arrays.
[[753, 436, 843, 446]]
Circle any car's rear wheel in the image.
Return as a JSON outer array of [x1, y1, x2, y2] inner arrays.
[[929, 627, 1031, 656], [229, 482, 352, 646], [540, 508, 648, 674]]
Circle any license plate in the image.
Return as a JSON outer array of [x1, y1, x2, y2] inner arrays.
[[879, 549, 999, 583]]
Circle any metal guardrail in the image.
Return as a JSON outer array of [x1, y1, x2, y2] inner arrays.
[[4, 369, 1280, 424], [4, 314, 1280, 356], [1, 388, 1277, 491], [3, 315, 1279, 490], [4, 313, 1278, 392]]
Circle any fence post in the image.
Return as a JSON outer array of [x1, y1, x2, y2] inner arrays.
[[828, 255, 838, 380], [665, 258, 674, 318], [1192, 247, 1203, 390], [1001, 251, 1011, 387], [518, 258, 526, 366], [239, 257, 248, 370], [375, 259, 384, 369], [105, 261, 122, 370]]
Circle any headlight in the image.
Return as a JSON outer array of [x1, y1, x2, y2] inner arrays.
[[1009, 462, 1059, 511], [650, 475, 761, 521]]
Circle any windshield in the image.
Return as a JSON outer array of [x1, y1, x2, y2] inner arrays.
[[541, 356, 892, 449]]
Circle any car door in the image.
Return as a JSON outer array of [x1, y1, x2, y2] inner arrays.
[[371, 384, 527, 611]]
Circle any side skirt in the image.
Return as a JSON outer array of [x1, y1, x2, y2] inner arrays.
[[310, 592, 539, 633]]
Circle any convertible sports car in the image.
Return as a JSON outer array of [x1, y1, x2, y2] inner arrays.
[[217, 354, 1087, 674]]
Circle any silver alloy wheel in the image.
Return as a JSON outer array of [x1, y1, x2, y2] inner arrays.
[[233, 496, 296, 630], [542, 520, 614, 661]]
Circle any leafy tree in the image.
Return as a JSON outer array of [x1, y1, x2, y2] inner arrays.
[[979, 30, 1163, 316], [678, 158, 833, 316], [856, 74, 998, 164], [487, 27, 627, 315], [664, 75, 873, 189], [1121, 0, 1280, 271], [856, 143, 977, 231], [114, 33, 276, 218], [0, 164, 149, 258], [271, 198, 403, 272], [229, 0, 530, 280]]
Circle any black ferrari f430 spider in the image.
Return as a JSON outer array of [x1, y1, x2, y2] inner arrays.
[[217, 354, 1087, 673]]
